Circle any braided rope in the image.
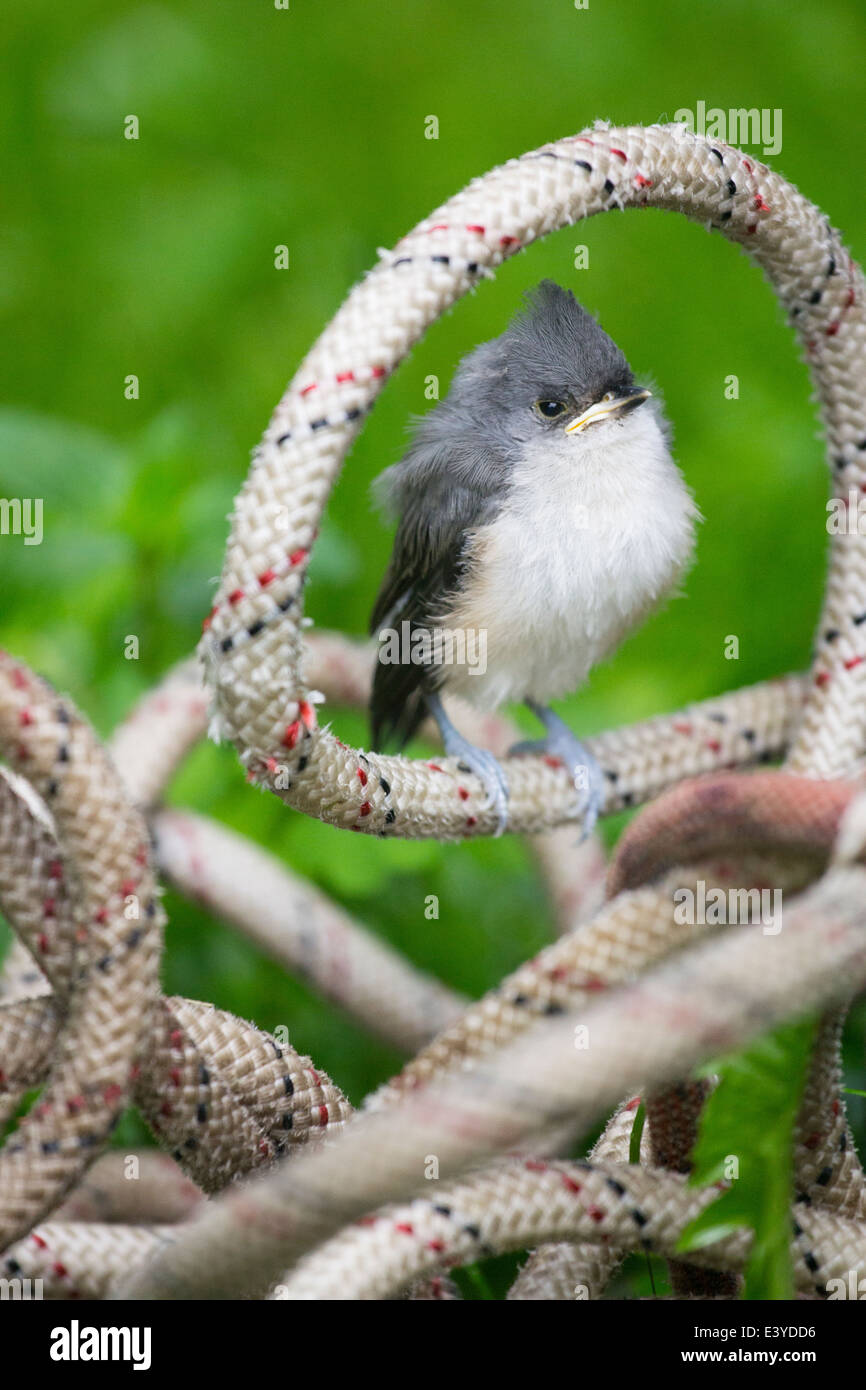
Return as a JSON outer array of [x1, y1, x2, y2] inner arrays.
[[0, 653, 163, 1246], [273, 1158, 864, 1302], [52, 1151, 203, 1225], [0, 754, 352, 1194], [507, 1096, 645, 1301], [599, 776, 866, 1294], [367, 855, 821, 1108], [17, 1155, 862, 1302], [0, 989, 351, 1190], [0, 932, 51, 1004], [116, 642, 806, 823], [3, 1222, 170, 1301], [152, 808, 465, 1053], [200, 120, 866, 835], [4, 121, 866, 1301], [120, 855, 866, 1298], [793, 1011, 866, 1220]]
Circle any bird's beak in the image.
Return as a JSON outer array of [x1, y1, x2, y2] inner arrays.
[[565, 388, 652, 435]]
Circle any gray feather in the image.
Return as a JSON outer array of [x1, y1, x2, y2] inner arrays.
[[369, 281, 639, 745]]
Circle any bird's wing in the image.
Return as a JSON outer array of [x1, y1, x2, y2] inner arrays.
[[369, 472, 493, 749]]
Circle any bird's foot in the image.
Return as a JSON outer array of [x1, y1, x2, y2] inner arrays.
[[510, 703, 605, 840], [452, 743, 510, 837], [426, 693, 510, 835]]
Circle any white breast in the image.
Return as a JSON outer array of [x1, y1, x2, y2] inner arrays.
[[437, 407, 699, 709]]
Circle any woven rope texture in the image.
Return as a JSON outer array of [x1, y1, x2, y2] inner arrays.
[[2, 120, 866, 1301]]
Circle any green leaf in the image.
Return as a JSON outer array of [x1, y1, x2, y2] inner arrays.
[[629, 1101, 646, 1166], [677, 1016, 818, 1300]]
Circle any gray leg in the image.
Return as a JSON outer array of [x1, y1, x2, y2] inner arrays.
[[426, 692, 509, 836], [510, 699, 605, 838]]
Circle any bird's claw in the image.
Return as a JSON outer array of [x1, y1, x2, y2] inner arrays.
[[426, 692, 510, 835], [576, 757, 605, 842], [508, 729, 604, 841], [455, 747, 510, 836]]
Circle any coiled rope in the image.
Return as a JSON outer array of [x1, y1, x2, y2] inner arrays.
[[200, 120, 866, 832], [2, 119, 866, 1300]]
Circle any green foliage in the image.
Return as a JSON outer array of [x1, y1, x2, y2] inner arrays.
[[678, 1018, 818, 1299]]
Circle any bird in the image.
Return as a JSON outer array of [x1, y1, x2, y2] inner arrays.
[[369, 280, 699, 835]]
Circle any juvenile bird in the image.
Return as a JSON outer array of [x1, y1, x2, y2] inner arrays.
[[369, 281, 698, 834]]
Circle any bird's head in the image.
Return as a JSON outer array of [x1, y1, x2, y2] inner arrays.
[[451, 280, 656, 460]]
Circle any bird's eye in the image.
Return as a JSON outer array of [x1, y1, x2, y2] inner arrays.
[[601, 391, 615, 403], [535, 399, 566, 418]]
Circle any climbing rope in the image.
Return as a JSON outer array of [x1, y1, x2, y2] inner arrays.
[[2, 120, 866, 1301], [199, 120, 866, 832]]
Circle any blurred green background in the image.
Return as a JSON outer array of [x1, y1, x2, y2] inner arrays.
[[3, 0, 866, 1296]]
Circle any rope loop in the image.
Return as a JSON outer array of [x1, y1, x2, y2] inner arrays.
[[200, 120, 866, 838]]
